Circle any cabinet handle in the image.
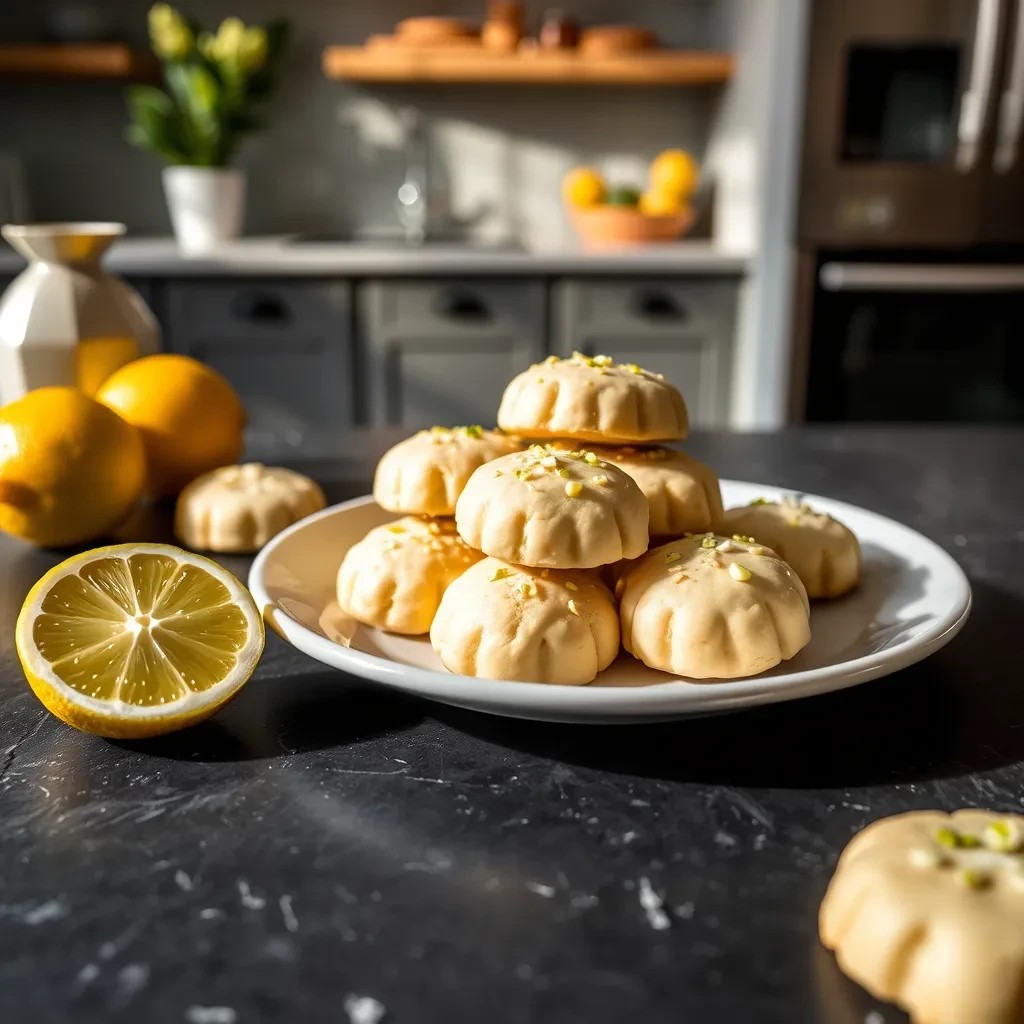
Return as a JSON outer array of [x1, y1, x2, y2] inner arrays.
[[433, 289, 491, 321], [630, 289, 688, 321], [230, 291, 292, 324]]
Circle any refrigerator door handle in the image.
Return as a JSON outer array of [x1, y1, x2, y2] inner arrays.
[[820, 263, 1024, 292], [956, 0, 1004, 171], [995, 0, 1024, 171]]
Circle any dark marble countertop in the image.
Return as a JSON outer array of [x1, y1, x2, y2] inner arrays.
[[0, 427, 1021, 1024]]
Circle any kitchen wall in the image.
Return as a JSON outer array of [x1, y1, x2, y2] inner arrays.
[[0, 0, 729, 248]]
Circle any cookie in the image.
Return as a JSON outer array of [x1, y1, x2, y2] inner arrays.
[[586, 445, 722, 537], [820, 810, 1024, 1024], [619, 533, 810, 678], [175, 463, 326, 554], [430, 557, 619, 684], [721, 496, 861, 599], [455, 444, 649, 569], [336, 516, 482, 635], [373, 426, 522, 517], [497, 352, 689, 444]]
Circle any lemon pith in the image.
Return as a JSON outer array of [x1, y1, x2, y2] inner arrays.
[[16, 544, 264, 738]]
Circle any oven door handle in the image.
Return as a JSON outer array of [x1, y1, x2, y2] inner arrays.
[[820, 262, 1024, 292], [995, 0, 1024, 171], [956, 0, 1004, 171]]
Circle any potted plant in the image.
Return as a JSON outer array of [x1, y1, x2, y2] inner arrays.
[[125, 4, 289, 254]]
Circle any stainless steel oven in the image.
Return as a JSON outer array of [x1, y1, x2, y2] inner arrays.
[[792, 0, 1024, 422], [800, 0, 1024, 247]]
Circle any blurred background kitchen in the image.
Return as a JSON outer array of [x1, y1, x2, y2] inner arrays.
[[0, 0, 1021, 462]]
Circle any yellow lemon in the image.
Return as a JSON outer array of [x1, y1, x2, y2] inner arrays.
[[16, 543, 264, 738], [562, 167, 607, 209], [0, 387, 146, 548], [649, 149, 700, 199], [639, 190, 689, 217], [96, 354, 245, 497]]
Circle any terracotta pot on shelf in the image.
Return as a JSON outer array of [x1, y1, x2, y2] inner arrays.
[[569, 205, 694, 248]]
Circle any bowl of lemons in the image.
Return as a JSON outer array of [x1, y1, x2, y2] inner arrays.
[[563, 149, 699, 248]]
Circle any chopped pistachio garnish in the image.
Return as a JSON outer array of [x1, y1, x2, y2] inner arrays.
[[732, 534, 756, 544], [583, 452, 600, 465], [544, 354, 560, 365], [567, 599, 580, 616], [749, 546, 765, 556], [536, 377, 544, 384], [519, 581, 536, 598], [556, 468, 569, 478], [936, 827, 959, 849], [540, 455, 558, 469], [959, 868, 992, 890], [625, 363, 643, 375], [494, 469, 503, 477], [959, 834, 982, 849], [565, 581, 578, 591], [387, 525, 406, 534], [728, 562, 753, 582], [664, 551, 682, 564], [490, 567, 512, 582], [565, 481, 583, 498], [700, 535, 717, 549], [983, 820, 1024, 853], [750, 497, 771, 506], [593, 475, 609, 486], [462, 425, 484, 439]]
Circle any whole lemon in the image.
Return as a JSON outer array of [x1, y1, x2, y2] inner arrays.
[[96, 354, 245, 497], [649, 149, 700, 200], [639, 189, 688, 217], [0, 387, 146, 548], [562, 167, 607, 209]]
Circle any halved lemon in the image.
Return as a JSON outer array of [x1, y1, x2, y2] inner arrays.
[[16, 543, 265, 738]]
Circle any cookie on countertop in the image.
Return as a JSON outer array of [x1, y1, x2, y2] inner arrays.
[[619, 533, 810, 678], [373, 425, 522, 517], [175, 463, 326, 554], [721, 495, 861, 599], [585, 445, 723, 537], [430, 557, 619, 685], [497, 352, 689, 444], [336, 516, 482, 635], [455, 444, 649, 569], [820, 809, 1024, 1024]]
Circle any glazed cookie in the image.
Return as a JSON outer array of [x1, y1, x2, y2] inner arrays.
[[373, 425, 522, 517], [820, 810, 1024, 1024], [619, 533, 810, 678], [430, 557, 619, 685], [175, 463, 326, 553], [721, 496, 861, 599], [497, 352, 689, 444], [336, 516, 482, 635], [586, 445, 723, 537], [455, 444, 649, 569]]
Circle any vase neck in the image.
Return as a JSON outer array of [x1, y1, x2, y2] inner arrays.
[[2, 223, 125, 266]]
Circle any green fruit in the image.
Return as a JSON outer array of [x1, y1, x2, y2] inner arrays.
[[604, 186, 641, 207]]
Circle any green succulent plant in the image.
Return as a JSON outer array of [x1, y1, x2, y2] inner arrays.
[[125, 4, 290, 168]]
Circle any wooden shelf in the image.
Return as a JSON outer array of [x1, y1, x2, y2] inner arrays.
[[323, 46, 734, 86], [0, 44, 158, 82]]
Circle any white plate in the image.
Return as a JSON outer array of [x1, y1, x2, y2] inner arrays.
[[248, 482, 971, 724]]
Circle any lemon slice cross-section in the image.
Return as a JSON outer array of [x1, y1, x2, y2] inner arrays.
[[16, 543, 265, 738]]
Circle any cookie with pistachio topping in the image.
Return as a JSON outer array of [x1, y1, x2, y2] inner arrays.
[[430, 557, 619, 685], [721, 495, 861, 599], [373, 426, 522, 517], [336, 517, 482, 635], [619, 533, 810, 678], [820, 809, 1024, 1024], [583, 445, 723, 537], [497, 352, 689, 444], [454, 444, 649, 569]]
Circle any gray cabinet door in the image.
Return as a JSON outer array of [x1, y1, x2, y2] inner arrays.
[[359, 280, 546, 429], [165, 280, 352, 458], [552, 279, 738, 427]]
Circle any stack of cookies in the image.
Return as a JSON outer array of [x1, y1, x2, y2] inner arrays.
[[336, 425, 519, 635]]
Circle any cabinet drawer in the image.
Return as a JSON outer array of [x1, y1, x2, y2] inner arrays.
[[552, 278, 738, 427], [361, 279, 546, 338], [358, 280, 546, 429], [165, 280, 353, 457]]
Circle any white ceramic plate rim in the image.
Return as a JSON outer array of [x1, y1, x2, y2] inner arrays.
[[248, 482, 972, 719]]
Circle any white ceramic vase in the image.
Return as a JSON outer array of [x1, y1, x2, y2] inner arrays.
[[162, 166, 246, 255]]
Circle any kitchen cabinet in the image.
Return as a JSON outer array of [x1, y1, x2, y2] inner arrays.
[[552, 278, 737, 427], [164, 279, 352, 458], [358, 279, 546, 429]]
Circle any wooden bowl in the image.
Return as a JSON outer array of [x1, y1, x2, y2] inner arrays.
[[569, 205, 694, 248]]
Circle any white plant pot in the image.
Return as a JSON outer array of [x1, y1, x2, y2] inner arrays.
[[162, 166, 246, 255]]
